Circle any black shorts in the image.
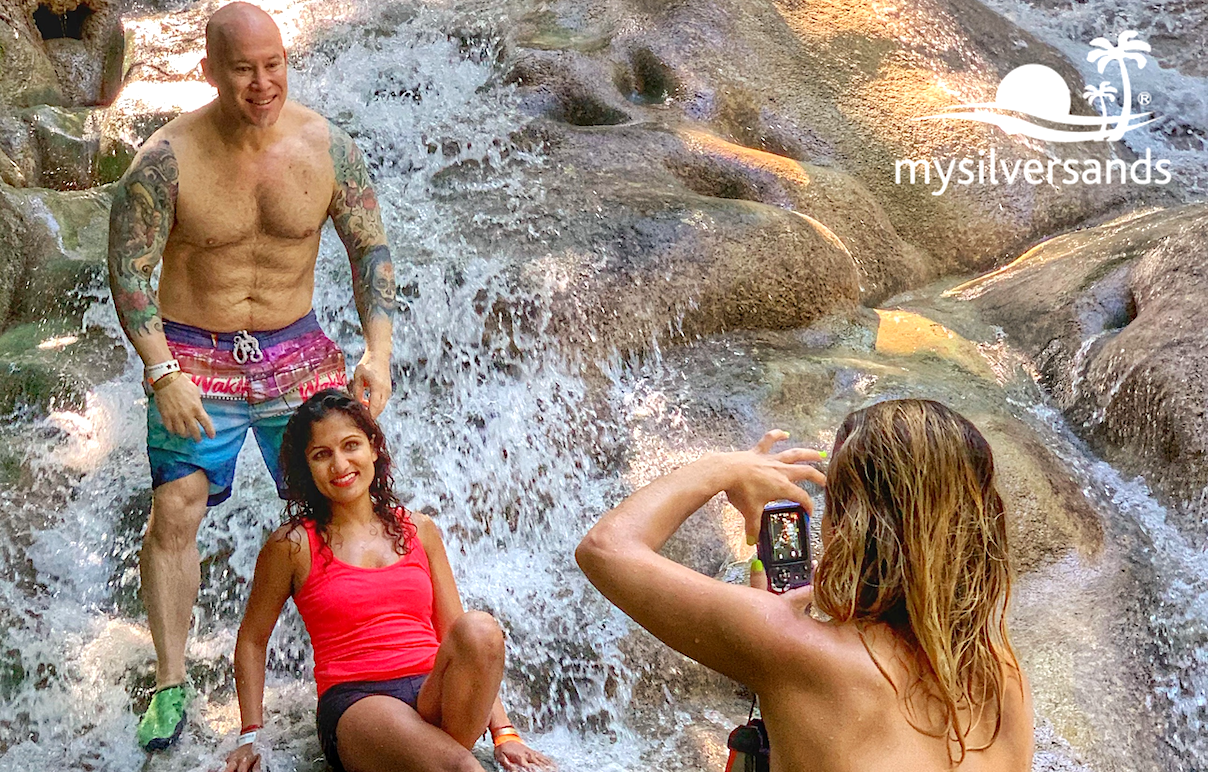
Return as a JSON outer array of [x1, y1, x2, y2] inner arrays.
[[316, 673, 428, 771]]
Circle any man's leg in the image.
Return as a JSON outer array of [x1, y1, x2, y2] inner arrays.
[[141, 469, 209, 687], [140, 394, 245, 749]]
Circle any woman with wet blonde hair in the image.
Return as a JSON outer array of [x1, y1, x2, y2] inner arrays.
[[577, 398, 1032, 771]]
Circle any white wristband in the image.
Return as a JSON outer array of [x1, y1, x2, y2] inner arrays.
[[237, 730, 257, 747], [145, 359, 181, 384]]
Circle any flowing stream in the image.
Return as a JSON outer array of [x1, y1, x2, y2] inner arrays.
[[0, 1, 1204, 771]]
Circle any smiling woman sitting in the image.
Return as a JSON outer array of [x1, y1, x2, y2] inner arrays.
[[224, 389, 555, 772]]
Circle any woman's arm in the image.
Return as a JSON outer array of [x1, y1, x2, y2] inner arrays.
[[575, 431, 828, 693], [415, 513, 465, 639], [224, 527, 300, 772]]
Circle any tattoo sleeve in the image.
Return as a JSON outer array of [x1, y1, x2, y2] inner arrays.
[[328, 123, 396, 327], [107, 140, 177, 341]]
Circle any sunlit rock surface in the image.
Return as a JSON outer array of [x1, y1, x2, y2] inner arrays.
[[503, 0, 1174, 278], [953, 204, 1208, 534]]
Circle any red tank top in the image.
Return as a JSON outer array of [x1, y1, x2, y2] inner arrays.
[[293, 514, 441, 696]]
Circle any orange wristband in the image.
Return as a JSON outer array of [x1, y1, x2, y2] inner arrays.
[[492, 727, 522, 747]]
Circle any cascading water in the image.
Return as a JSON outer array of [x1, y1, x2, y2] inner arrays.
[[980, 0, 1208, 196], [0, 4, 656, 769]]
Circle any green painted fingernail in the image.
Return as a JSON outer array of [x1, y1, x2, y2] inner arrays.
[[751, 558, 764, 572], [746, 534, 757, 546], [819, 450, 828, 458]]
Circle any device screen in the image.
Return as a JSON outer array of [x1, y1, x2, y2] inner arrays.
[[769, 511, 803, 562]]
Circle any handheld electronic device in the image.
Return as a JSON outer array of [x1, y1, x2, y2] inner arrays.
[[756, 500, 812, 594]]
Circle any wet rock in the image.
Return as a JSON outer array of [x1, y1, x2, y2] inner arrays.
[[0, 109, 40, 184], [0, 1, 66, 107], [506, 0, 1174, 282], [0, 183, 113, 325], [444, 120, 909, 355], [0, 191, 24, 322], [666, 128, 935, 303], [952, 203, 1208, 532], [0, 321, 125, 414], [25, 105, 101, 189], [0, 104, 139, 188], [45, 39, 103, 107], [30, 0, 125, 106], [1, 0, 125, 109], [96, 108, 172, 184], [0, 150, 26, 187]]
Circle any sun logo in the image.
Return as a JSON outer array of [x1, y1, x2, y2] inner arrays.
[[918, 31, 1157, 143]]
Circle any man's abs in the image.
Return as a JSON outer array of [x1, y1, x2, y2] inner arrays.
[[158, 241, 321, 332]]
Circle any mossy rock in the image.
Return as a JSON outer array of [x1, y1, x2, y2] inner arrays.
[[0, 188, 23, 322], [23, 105, 101, 190], [96, 137, 134, 184], [97, 109, 173, 184], [0, 322, 125, 416], [0, 183, 114, 325]]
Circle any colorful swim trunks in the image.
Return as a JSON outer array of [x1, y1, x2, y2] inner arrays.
[[147, 311, 348, 506]]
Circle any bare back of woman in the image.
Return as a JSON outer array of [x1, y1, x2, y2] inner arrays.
[[578, 399, 1034, 772], [763, 619, 1032, 772]]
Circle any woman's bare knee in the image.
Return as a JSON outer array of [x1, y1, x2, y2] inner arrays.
[[448, 611, 504, 663]]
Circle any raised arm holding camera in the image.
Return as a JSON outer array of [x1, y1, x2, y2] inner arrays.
[[576, 399, 1034, 772]]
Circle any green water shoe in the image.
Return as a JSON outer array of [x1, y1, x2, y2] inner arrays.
[[136, 683, 189, 751]]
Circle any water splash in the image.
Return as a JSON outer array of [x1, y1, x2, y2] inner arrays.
[[0, 3, 652, 769], [980, 0, 1208, 197]]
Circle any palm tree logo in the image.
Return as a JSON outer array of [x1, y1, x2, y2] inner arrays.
[[916, 30, 1156, 143], [1087, 31, 1151, 140], [1081, 81, 1117, 133]]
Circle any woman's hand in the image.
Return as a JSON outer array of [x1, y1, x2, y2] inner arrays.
[[722, 430, 827, 544], [494, 739, 557, 771], [222, 743, 261, 772]]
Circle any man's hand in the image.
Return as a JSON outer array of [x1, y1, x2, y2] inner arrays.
[[494, 740, 557, 771], [351, 352, 391, 418], [154, 376, 216, 442], [223, 742, 261, 772]]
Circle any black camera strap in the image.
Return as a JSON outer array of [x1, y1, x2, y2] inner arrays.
[[726, 695, 771, 772]]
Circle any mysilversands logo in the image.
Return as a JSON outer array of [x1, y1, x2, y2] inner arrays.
[[896, 31, 1173, 195]]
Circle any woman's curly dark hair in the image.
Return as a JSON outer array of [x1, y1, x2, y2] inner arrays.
[[279, 388, 415, 558]]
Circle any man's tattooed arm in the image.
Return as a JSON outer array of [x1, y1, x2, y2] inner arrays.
[[107, 140, 177, 345], [328, 123, 396, 332]]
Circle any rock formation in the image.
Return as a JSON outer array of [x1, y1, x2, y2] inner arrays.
[[0, 0, 124, 107], [954, 203, 1208, 533]]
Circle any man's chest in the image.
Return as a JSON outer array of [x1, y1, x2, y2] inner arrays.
[[173, 153, 333, 247]]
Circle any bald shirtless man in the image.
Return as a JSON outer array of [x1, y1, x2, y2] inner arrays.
[[106, 3, 394, 750]]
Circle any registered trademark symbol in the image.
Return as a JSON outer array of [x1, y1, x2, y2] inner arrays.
[[1138, 92, 1152, 106]]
